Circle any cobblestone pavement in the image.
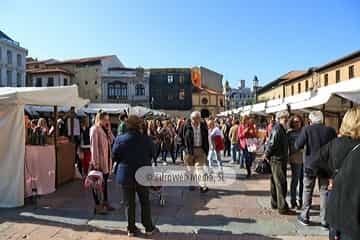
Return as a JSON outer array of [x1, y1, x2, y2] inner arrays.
[[0, 157, 328, 240]]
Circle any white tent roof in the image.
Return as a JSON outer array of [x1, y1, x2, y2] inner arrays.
[[0, 85, 89, 108], [82, 103, 130, 114], [0, 85, 88, 208], [291, 77, 360, 111]]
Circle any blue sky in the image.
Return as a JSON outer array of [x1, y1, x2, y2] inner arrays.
[[1, 0, 359, 87]]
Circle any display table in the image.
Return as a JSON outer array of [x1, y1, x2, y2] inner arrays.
[[56, 142, 75, 185], [25, 145, 56, 197]]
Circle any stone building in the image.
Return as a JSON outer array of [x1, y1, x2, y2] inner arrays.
[[26, 58, 73, 87], [224, 77, 260, 110], [257, 49, 360, 101], [192, 86, 225, 118], [101, 67, 150, 106], [0, 30, 28, 87], [43, 55, 124, 102]]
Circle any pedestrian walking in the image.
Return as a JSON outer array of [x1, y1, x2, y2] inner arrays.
[[295, 111, 337, 227], [238, 116, 257, 177], [147, 120, 161, 166], [117, 112, 128, 136], [112, 115, 159, 237], [228, 119, 240, 164], [221, 119, 231, 157], [160, 120, 176, 164], [207, 119, 224, 171], [287, 115, 304, 210], [311, 107, 360, 240], [264, 111, 293, 215], [182, 111, 210, 193], [89, 111, 115, 214]]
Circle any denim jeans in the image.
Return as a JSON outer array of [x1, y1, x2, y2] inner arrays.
[[241, 148, 254, 176], [290, 163, 304, 206], [207, 149, 223, 171], [301, 175, 328, 224], [230, 143, 240, 163]]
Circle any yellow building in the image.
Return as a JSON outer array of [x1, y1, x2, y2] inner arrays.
[[192, 86, 225, 118], [257, 50, 360, 101]]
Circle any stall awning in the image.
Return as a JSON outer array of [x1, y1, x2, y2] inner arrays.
[[82, 103, 130, 114], [0, 85, 89, 108]]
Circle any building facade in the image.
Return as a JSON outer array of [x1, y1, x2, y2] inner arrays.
[[0, 30, 28, 87], [46, 55, 124, 102], [26, 58, 73, 87], [149, 68, 192, 110], [101, 67, 150, 106], [257, 50, 360, 101], [224, 77, 259, 110], [192, 86, 225, 118]]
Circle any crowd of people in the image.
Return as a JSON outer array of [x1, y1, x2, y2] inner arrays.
[[76, 106, 360, 239]]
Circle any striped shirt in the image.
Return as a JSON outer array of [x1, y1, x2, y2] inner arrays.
[[192, 123, 202, 147]]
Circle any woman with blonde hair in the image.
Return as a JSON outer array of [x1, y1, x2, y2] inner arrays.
[[90, 110, 114, 214], [312, 107, 360, 240]]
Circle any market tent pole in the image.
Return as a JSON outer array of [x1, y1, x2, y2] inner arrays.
[[54, 106, 59, 187]]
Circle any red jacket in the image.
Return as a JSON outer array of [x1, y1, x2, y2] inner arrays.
[[238, 123, 256, 150]]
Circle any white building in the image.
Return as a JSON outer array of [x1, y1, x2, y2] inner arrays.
[[224, 77, 260, 110], [0, 31, 28, 87]]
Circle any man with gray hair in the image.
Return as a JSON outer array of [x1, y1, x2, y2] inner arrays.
[[181, 111, 210, 193], [295, 111, 337, 227], [264, 110, 293, 215]]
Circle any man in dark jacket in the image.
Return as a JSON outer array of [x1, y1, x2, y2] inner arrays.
[[181, 111, 209, 193], [112, 115, 158, 237], [295, 111, 337, 227], [264, 110, 292, 215]]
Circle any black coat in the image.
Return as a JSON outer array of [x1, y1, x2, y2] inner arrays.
[[312, 137, 360, 239], [181, 120, 209, 155], [295, 123, 336, 174], [265, 123, 288, 162]]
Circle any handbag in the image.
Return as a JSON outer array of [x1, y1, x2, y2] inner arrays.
[[246, 138, 259, 153], [115, 163, 129, 184], [255, 160, 271, 174]]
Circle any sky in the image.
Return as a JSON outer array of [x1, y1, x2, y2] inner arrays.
[[1, 0, 360, 87]]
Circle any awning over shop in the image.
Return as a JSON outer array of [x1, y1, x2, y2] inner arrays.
[[82, 103, 130, 114], [0, 85, 88, 208]]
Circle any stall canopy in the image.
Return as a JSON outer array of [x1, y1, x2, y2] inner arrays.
[[0, 85, 88, 208], [291, 77, 360, 111], [82, 103, 130, 114]]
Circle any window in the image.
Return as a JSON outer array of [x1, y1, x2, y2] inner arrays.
[[179, 75, 185, 84], [47, 77, 54, 87], [168, 74, 173, 84], [64, 78, 68, 86], [135, 84, 145, 96], [179, 89, 185, 100], [6, 70, 12, 86], [201, 97, 208, 105], [305, 80, 309, 91], [94, 80, 98, 85], [16, 72, 22, 87], [7, 50, 12, 64], [291, 85, 294, 96], [336, 70, 340, 83], [0, 69, 2, 86], [36, 78, 42, 87], [298, 83, 301, 93], [168, 94, 174, 101], [85, 81, 88, 85], [0, 47, 2, 61], [108, 82, 127, 99], [17, 54, 22, 67], [349, 65, 354, 79], [324, 74, 329, 86], [220, 99, 224, 107]]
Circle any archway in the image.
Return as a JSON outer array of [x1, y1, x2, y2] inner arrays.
[[201, 109, 210, 119]]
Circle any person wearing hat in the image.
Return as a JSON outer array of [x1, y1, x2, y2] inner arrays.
[[112, 115, 158, 237]]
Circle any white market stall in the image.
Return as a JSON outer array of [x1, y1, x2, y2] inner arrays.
[[0, 85, 88, 208]]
